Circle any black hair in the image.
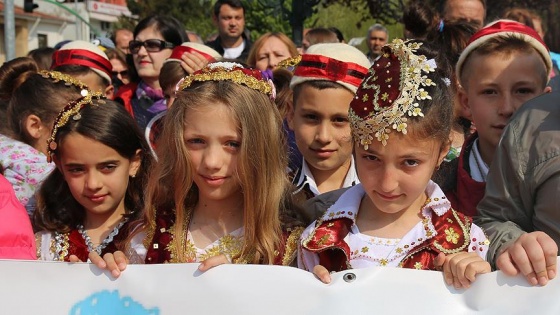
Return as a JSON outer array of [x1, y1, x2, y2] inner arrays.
[[213, 0, 245, 17], [34, 99, 154, 233]]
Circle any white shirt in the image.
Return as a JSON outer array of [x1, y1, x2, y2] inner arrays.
[[468, 138, 489, 183], [223, 41, 245, 59], [293, 157, 359, 197]]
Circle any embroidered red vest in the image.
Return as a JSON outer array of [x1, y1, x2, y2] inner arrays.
[[302, 209, 472, 272], [145, 211, 302, 266]]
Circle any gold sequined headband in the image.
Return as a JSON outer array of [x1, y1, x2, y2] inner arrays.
[[46, 91, 105, 162], [39, 70, 91, 91], [349, 39, 437, 148], [177, 62, 275, 99], [277, 55, 302, 70]]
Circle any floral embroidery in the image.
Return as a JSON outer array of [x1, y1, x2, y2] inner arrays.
[[445, 228, 459, 244], [414, 262, 423, 270], [0, 134, 54, 213]]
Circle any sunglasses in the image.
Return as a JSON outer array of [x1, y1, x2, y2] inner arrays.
[[112, 70, 129, 77], [129, 39, 175, 54]]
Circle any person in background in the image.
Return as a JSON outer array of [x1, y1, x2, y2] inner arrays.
[[287, 43, 369, 220], [447, 20, 552, 217], [328, 27, 345, 43], [114, 15, 187, 132], [27, 47, 55, 71], [441, 0, 486, 28], [476, 91, 559, 287], [112, 28, 134, 55], [247, 32, 298, 71], [301, 28, 338, 53], [402, 0, 439, 40], [51, 40, 114, 99], [0, 65, 87, 216], [145, 42, 221, 157], [427, 19, 480, 190], [105, 48, 130, 93], [186, 31, 204, 44], [206, 0, 252, 62], [365, 24, 388, 64]]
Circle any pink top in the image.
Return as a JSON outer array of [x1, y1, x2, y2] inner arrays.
[[0, 174, 36, 260]]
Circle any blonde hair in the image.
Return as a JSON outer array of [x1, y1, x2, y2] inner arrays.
[[247, 32, 298, 68], [142, 80, 291, 264]]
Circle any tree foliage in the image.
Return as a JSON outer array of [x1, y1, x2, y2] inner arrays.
[[122, 0, 215, 39], [320, 0, 555, 25], [115, 0, 559, 50]]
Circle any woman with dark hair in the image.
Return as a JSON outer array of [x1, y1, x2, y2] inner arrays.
[[114, 15, 187, 132]]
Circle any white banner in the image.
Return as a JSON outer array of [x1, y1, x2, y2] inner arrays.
[[1, 259, 559, 314]]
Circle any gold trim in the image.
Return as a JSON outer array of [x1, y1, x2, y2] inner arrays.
[[281, 227, 304, 266]]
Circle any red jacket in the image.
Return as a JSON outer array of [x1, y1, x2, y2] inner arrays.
[[114, 82, 138, 118]]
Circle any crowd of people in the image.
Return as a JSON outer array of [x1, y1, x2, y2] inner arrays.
[[1, 0, 559, 292]]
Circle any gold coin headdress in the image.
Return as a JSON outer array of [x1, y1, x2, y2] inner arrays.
[[349, 39, 437, 148], [177, 62, 276, 100], [43, 71, 104, 162]]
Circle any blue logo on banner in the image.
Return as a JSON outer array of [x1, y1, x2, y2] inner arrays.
[[69, 290, 160, 315]]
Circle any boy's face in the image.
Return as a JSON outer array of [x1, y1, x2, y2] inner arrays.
[[288, 84, 354, 176], [459, 51, 549, 159]]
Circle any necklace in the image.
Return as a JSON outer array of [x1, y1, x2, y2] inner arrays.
[[77, 218, 129, 255]]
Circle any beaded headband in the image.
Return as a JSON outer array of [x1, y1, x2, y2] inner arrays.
[[46, 92, 105, 162], [177, 62, 275, 100], [349, 39, 436, 148], [277, 55, 302, 71], [39, 70, 91, 91]]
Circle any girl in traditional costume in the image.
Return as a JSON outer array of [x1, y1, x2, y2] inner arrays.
[[93, 62, 305, 276], [299, 39, 490, 289], [0, 63, 90, 216], [34, 94, 154, 262]]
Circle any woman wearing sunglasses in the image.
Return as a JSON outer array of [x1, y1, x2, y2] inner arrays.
[[114, 15, 187, 132]]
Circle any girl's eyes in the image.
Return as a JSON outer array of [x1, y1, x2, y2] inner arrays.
[[332, 116, 349, 124], [187, 138, 205, 145], [404, 159, 419, 167], [67, 167, 84, 174], [362, 155, 419, 167], [226, 141, 241, 149], [101, 164, 118, 172]]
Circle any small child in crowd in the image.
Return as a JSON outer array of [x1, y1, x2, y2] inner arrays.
[[299, 39, 490, 288], [90, 63, 305, 276], [34, 93, 154, 261], [287, 43, 370, 214], [145, 42, 221, 157], [0, 63, 91, 216], [51, 40, 115, 99], [446, 20, 552, 216]]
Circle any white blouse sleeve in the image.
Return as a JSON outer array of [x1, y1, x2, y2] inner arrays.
[[468, 222, 490, 261]]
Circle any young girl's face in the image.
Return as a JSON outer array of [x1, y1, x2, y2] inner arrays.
[[56, 132, 141, 221], [183, 103, 242, 203], [355, 133, 447, 216]]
